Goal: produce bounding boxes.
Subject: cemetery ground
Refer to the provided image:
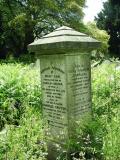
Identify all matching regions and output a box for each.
[0,59,120,160]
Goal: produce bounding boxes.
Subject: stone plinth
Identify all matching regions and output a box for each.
[28,26,100,160]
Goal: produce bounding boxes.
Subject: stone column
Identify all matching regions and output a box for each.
[28,26,100,160]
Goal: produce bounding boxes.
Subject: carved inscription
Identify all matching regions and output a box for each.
[41,66,67,129]
[71,63,91,116]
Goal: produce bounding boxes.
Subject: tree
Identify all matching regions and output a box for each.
[0,0,86,58]
[0,10,6,58]
[95,0,120,58]
[85,22,110,59]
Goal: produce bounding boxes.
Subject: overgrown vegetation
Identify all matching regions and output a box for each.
[0,63,41,130]
[0,60,120,159]
[92,59,120,159]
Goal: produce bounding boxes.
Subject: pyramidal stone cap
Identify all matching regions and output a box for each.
[28,26,101,54]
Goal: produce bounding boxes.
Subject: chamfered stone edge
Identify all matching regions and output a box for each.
[28,26,101,54]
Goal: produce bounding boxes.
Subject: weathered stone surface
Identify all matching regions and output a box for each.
[28,26,100,160]
[40,55,68,138]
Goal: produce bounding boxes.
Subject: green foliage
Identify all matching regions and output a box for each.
[103,109,120,160]
[0,105,46,160]
[86,22,110,59]
[92,59,120,159]
[0,0,86,58]
[95,0,120,57]
[63,118,104,160]
[92,60,120,119]
[0,62,45,159]
[0,63,41,130]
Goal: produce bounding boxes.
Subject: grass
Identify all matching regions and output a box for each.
[0,59,120,159]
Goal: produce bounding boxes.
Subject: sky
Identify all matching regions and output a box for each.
[83,0,107,23]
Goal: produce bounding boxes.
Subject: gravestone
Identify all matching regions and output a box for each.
[28,26,100,159]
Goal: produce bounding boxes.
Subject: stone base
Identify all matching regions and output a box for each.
[47,142,64,160]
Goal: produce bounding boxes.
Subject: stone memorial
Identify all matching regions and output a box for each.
[28,26,100,159]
